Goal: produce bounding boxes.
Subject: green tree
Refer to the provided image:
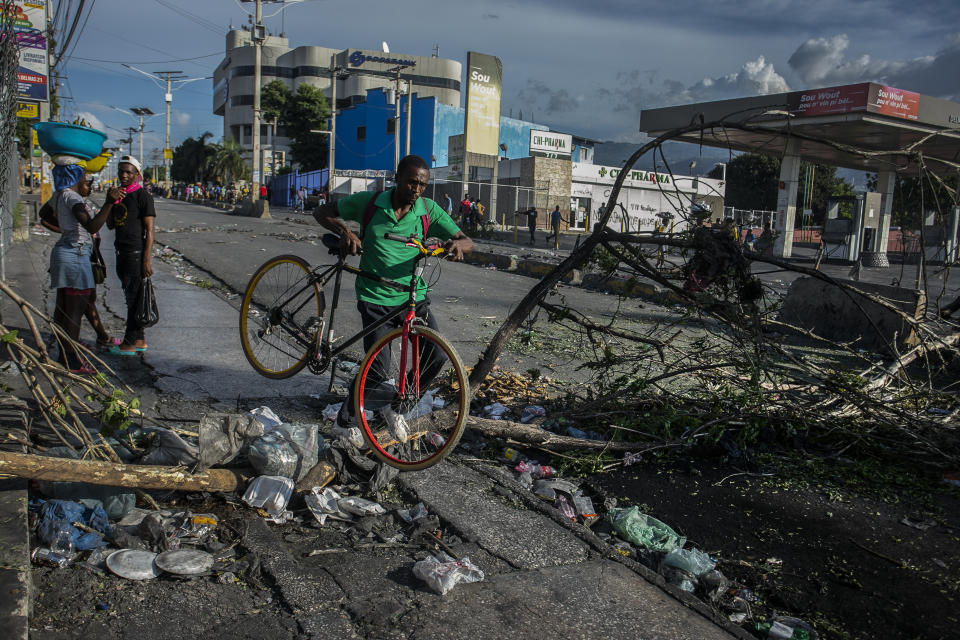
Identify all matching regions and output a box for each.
[204,138,250,183]
[866,173,958,229]
[720,153,780,211]
[261,79,290,124]
[285,84,330,171]
[718,153,854,221]
[171,132,215,182]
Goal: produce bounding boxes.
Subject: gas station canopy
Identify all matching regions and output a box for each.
[639,83,960,176]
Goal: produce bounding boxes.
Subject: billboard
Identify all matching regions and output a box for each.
[530,130,572,158]
[869,84,919,120]
[11,1,49,102]
[464,52,502,156]
[787,83,920,121]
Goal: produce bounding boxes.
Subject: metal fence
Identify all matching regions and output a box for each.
[0,1,21,281]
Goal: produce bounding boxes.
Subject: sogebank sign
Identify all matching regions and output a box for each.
[349,51,417,67]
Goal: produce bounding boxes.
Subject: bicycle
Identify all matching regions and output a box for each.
[239,231,470,471]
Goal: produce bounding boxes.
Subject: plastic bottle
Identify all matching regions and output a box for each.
[51,528,74,559]
[529,463,557,479]
[427,432,446,447]
[555,495,576,521]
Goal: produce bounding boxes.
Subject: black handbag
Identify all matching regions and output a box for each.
[90,239,107,285]
[134,277,159,327]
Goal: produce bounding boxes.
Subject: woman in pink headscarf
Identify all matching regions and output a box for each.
[105,155,156,356]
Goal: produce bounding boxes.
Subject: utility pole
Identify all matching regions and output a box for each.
[130,107,154,161]
[329,61,338,197]
[153,71,184,192]
[250,0,265,201]
[393,68,401,172]
[405,79,413,157]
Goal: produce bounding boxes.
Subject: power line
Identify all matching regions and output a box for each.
[153,0,227,35]
[72,51,222,64]
[59,0,97,68]
[53,0,86,68]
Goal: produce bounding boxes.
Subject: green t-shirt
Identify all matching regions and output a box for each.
[337,189,461,306]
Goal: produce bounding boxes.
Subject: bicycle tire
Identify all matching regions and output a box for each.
[239,255,322,379]
[355,326,469,471]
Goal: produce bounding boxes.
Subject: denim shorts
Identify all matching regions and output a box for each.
[49,241,95,290]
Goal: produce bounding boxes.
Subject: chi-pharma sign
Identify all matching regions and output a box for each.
[464,52,502,156]
[530,131,572,158]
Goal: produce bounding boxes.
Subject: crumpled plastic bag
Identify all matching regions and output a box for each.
[482,402,509,420]
[660,547,716,592]
[242,475,294,519]
[338,496,386,517]
[35,499,112,551]
[196,412,265,470]
[608,506,686,553]
[248,423,318,481]
[304,487,351,525]
[140,428,198,467]
[412,553,484,595]
[520,405,546,423]
[249,406,283,430]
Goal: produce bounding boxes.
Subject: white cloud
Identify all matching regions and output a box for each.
[175,111,191,126]
[787,33,960,98]
[75,111,106,133]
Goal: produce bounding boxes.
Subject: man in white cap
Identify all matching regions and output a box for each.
[105,155,156,355]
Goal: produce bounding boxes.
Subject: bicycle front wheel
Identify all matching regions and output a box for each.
[240,255,322,379]
[355,326,469,470]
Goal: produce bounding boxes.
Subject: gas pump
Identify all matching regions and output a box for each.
[820,192,882,263]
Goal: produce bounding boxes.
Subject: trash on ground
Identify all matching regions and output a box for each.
[754,616,818,639]
[900,515,937,530]
[139,427,199,467]
[609,506,686,553]
[397,502,429,523]
[248,423,319,481]
[412,552,485,595]
[660,547,717,592]
[249,406,283,430]
[483,402,510,419]
[243,475,295,521]
[196,412,265,470]
[304,487,351,525]
[338,496,387,517]
[105,549,163,580]
[154,549,215,575]
[555,495,576,521]
[519,405,546,423]
[35,499,112,551]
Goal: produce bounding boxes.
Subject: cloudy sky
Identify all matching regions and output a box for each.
[58,0,960,157]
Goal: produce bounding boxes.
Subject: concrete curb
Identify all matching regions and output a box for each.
[0,479,30,640]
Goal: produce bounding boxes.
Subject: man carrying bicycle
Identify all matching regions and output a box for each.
[313,154,473,430]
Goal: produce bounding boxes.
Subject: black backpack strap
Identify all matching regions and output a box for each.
[360,190,383,240]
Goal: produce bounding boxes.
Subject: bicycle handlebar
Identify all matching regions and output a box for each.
[384,232,445,257]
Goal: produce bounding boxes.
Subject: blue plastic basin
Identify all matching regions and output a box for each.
[32,122,107,160]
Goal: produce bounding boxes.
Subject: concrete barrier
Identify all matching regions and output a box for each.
[778,277,925,352]
[233,200,271,219]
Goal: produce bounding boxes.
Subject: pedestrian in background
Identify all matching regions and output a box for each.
[105,155,156,357]
[546,205,563,244]
[444,192,453,216]
[45,165,116,372]
[526,207,538,245]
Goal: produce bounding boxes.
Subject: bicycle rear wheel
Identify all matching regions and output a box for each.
[240,255,323,379]
[355,326,469,470]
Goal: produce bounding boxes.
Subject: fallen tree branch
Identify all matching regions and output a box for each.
[0,451,243,492]
[465,414,638,452]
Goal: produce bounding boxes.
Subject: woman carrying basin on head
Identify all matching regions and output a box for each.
[46,165,118,373]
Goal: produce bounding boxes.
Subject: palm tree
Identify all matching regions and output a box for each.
[204,138,250,184]
[171,131,215,183]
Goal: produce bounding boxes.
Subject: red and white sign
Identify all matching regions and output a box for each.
[870,85,919,120]
[788,84,870,118]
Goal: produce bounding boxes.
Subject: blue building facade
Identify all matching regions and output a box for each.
[335,88,559,171]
